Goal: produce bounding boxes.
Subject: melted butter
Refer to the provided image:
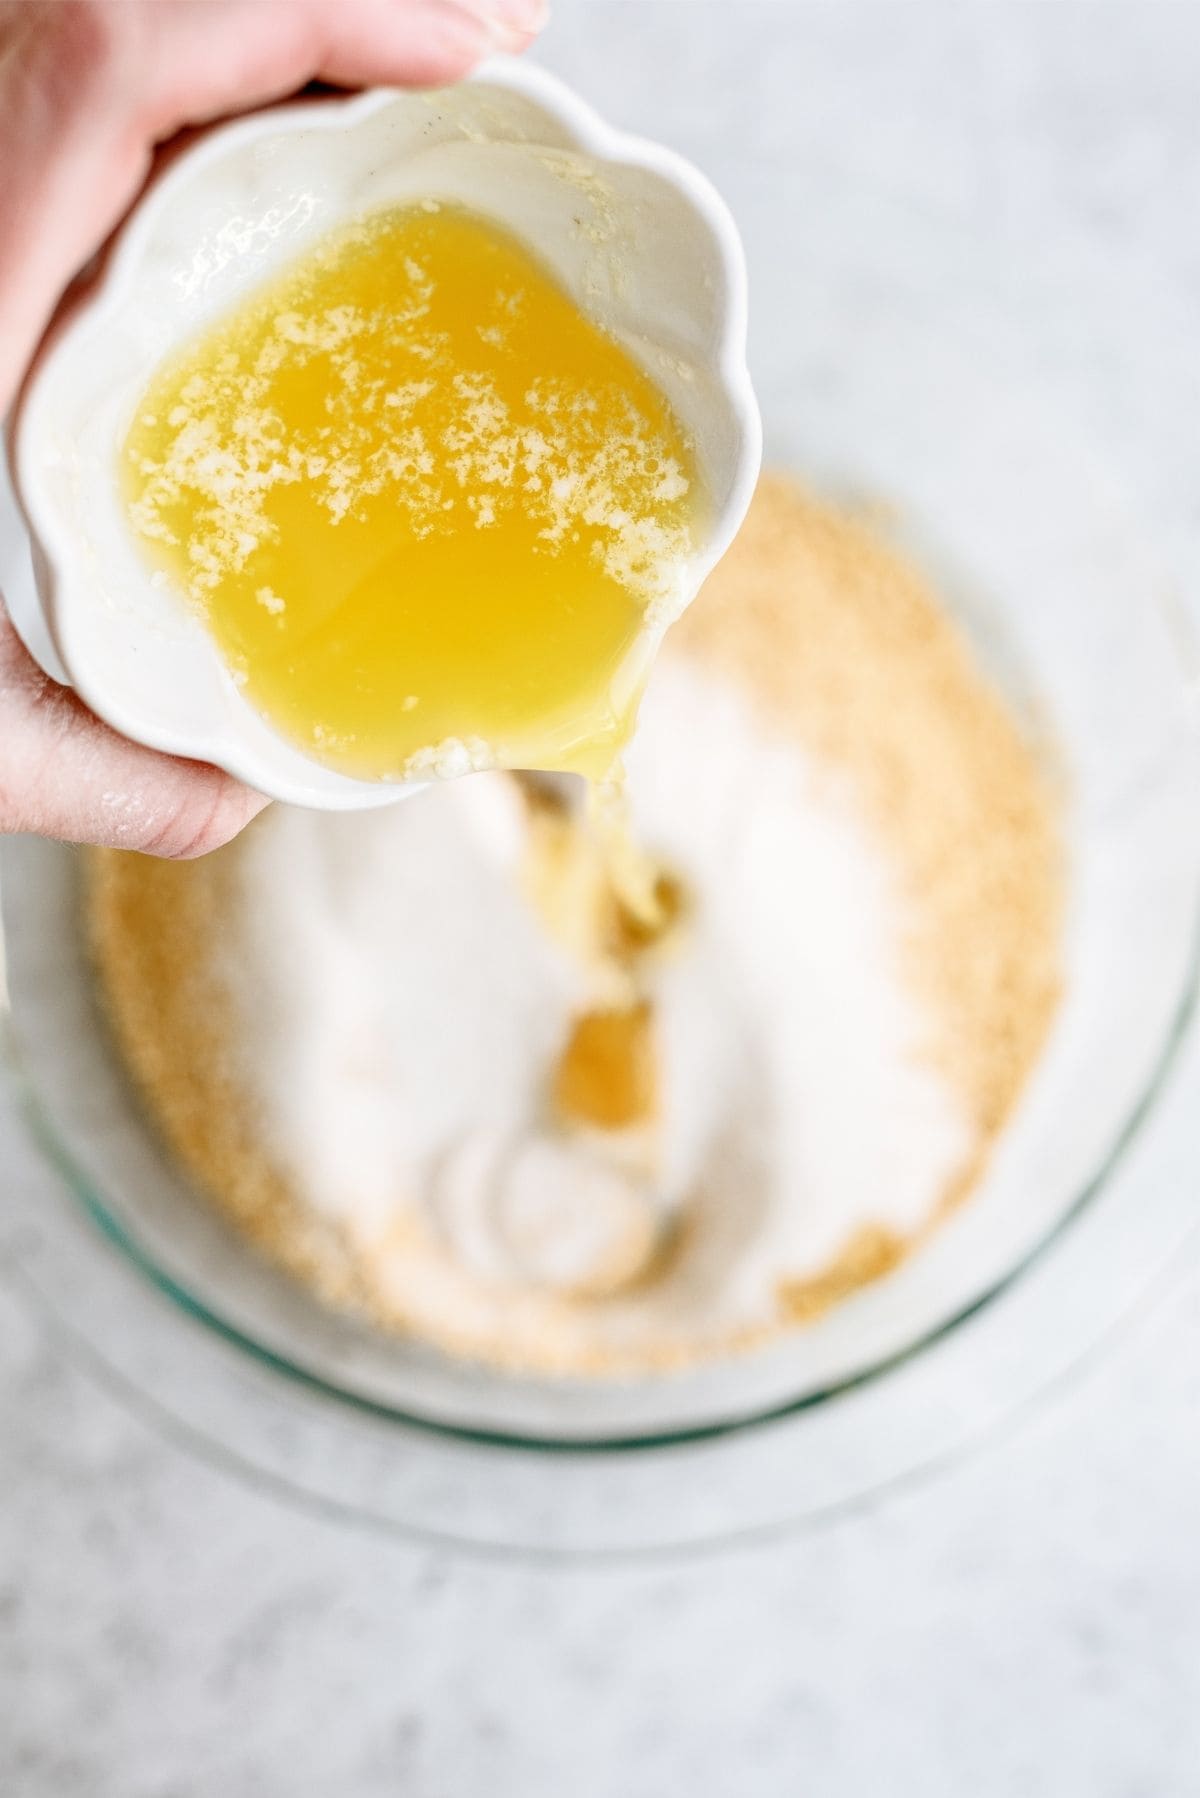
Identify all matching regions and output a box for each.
[121,202,704,781]
[553,1002,658,1131]
[518,772,687,1138]
[583,769,673,933]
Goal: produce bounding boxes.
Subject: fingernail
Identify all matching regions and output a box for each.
[459,0,549,52]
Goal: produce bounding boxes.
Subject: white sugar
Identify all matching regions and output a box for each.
[213,657,971,1353]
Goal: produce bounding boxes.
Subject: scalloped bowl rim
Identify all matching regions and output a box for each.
[10,60,762,809]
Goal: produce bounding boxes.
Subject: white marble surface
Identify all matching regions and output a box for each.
[6,1,1200,1790]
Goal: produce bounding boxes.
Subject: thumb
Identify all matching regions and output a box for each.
[0,607,268,858]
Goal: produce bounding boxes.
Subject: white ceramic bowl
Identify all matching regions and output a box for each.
[3,60,760,807]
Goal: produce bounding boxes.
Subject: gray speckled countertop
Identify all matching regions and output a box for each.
[6,3,1200,1791]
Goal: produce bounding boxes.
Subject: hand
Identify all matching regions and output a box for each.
[0,0,543,857]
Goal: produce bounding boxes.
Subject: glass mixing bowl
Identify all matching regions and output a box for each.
[3,7,1200,1553]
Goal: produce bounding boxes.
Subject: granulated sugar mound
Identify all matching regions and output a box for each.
[86,474,1062,1375]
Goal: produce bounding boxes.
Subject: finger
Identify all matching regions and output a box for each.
[135,0,545,132]
[0,611,268,858]
[312,0,546,90]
